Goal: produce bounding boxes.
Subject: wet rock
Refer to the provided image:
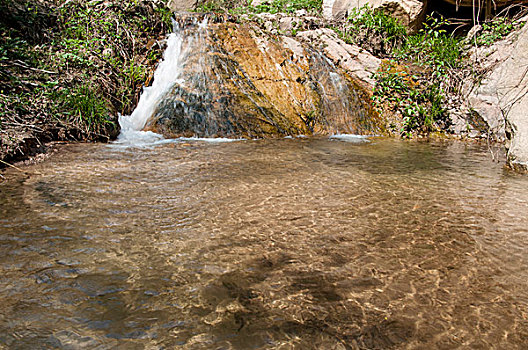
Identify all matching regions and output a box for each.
[146,19,384,138]
[323,0,426,32]
[297,28,381,89]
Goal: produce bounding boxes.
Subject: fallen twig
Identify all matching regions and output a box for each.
[11,60,58,75]
[0,159,27,173]
[3,122,44,132]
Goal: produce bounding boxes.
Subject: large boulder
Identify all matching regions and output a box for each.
[466,18,528,171]
[323,0,427,32]
[144,16,384,138]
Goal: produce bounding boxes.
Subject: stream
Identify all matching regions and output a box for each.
[1,137,527,349]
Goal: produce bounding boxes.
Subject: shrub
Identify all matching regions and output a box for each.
[338,5,407,56]
[346,12,464,137]
[475,16,520,46]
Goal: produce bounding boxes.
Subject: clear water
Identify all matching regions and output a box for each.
[1,137,527,349]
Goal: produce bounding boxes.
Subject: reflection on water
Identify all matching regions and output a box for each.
[1,138,527,349]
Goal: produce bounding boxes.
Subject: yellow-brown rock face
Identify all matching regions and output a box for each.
[146,17,383,138]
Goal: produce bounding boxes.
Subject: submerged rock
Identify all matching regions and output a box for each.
[144,17,383,138]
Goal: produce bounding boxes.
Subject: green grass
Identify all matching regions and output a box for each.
[60,85,113,134]
[0,0,172,148]
[343,5,407,48]
[197,0,322,15]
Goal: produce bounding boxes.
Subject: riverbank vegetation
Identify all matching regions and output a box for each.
[341,10,463,137]
[2,0,527,166]
[197,0,322,15]
[338,5,525,137]
[0,0,171,162]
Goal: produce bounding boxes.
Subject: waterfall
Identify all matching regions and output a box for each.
[116,17,208,144]
[115,15,381,142]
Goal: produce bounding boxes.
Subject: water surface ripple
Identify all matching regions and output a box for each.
[1,138,527,349]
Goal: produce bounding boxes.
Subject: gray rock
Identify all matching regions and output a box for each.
[323,0,426,32]
[264,20,274,32]
[466,18,528,171]
[279,16,295,32]
[168,0,197,11]
[297,28,381,89]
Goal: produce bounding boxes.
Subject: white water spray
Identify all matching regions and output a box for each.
[116,18,208,145]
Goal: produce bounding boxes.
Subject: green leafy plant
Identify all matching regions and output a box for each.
[252,0,322,14]
[200,0,323,15]
[475,17,517,46]
[396,15,462,74]
[61,85,113,134]
[353,13,463,137]
[337,5,407,56]
[348,6,407,43]
[372,58,448,137]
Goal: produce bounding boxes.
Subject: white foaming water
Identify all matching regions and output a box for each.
[177,137,243,143]
[116,18,208,146]
[109,136,243,151]
[329,134,370,143]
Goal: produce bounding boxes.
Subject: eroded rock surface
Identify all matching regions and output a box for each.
[168,0,196,11]
[297,28,381,89]
[146,17,383,138]
[465,18,528,171]
[323,0,427,32]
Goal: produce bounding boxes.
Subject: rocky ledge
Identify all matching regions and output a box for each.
[464,16,528,171]
[146,16,383,138]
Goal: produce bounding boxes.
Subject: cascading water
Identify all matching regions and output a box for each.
[116,17,208,144]
[116,14,382,142]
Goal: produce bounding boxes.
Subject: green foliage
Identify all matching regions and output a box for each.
[0,0,172,157]
[0,34,33,63]
[198,0,322,15]
[251,0,322,14]
[196,1,224,12]
[155,5,174,29]
[344,5,407,47]
[475,17,517,46]
[361,14,464,137]
[60,85,113,134]
[372,61,444,136]
[396,16,462,74]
